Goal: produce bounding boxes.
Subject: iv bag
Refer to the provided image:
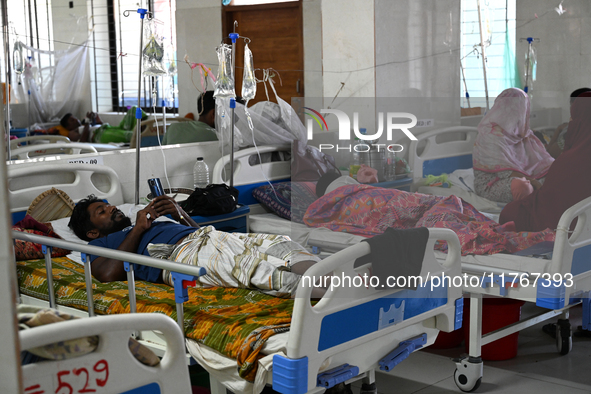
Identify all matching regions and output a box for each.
[142,19,167,76]
[524,44,537,86]
[13,41,25,75]
[242,44,256,101]
[214,44,235,98]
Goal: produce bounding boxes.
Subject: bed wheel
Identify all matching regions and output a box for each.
[556,319,572,355]
[454,357,483,392]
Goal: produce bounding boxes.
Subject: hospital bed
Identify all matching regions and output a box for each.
[214,136,591,392]
[9,162,464,394]
[20,313,192,393]
[10,142,99,160]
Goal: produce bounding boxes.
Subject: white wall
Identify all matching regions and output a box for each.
[516,0,591,121]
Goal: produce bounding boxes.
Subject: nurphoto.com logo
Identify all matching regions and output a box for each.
[304,108,419,153]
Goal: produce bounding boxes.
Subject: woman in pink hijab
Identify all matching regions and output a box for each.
[473,88,554,203]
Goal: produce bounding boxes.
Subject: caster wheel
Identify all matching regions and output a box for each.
[556,320,572,355]
[454,369,482,392]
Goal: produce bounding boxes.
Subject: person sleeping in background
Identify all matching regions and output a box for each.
[499,92,591,232]
[58,111,103,142]
[472,88,554,204]
[58,107,148,144]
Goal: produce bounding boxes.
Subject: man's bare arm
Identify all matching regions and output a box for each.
[91,207,155,282]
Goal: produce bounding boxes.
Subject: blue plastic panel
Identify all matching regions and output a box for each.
[318,282,447,351]
[121,382,161,393]
[273,355,308,394]
[536,279,566,309]
[454,298,464,330]
[571,244,591,276]
[423,154,472,177]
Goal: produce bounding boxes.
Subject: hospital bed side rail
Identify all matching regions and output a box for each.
[12,230,206,334]
[278,228,463,393]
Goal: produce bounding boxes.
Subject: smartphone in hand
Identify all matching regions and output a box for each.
[148,178,164,197]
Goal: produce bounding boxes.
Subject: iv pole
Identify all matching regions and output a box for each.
[124,8,149,205]
[476,0,490,110]
[228,22,239,188]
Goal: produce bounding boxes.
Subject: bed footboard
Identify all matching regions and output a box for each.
[275,228,463,393]
[21,313,191,393]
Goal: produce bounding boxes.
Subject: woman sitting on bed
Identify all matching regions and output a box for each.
[473,88,554,203]
[499,92,591,232]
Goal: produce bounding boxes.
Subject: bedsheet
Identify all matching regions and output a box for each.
[16,256,295,381]
[304,184,555,255]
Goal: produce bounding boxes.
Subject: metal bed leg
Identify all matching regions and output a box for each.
[454,294,483,392]
[42,245,56,309]
[209,375,227,394]
[81,253,95,317]
[124,262,141,340]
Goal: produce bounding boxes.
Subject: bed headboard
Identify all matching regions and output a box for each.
[212,144,291,205]
[7,163,124,216]
[408,126,478,185]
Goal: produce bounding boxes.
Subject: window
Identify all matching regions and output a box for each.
[0,0,54,80]
[460,0,517,107]
[88,0,178,113]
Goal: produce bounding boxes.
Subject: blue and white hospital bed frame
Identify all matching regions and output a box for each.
[8,162,464,394]
[218,130,591,392]
[408,126,591,391]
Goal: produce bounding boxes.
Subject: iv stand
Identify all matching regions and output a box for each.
[476,0,490,110]
[228,22,239,188]
[124,8,148,205]
[520,37,540,94]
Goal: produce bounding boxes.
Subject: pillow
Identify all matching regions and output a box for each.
[13,215,70,260]
[252,182,317,223]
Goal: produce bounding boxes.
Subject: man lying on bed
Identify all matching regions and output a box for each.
[68,195,321,298]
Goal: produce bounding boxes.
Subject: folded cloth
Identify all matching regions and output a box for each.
[354,227,429,290]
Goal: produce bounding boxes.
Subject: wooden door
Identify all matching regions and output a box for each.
[222,1,303,105]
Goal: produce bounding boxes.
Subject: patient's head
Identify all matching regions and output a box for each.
[570,88,591,105]
[197,91,216,127]
[60,113,81,131]
[69,195,132,241]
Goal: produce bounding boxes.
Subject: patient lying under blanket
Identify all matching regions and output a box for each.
[304,184,555,256]
[148,225,321,298]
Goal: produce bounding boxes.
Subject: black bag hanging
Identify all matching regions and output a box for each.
[180,184,239,217]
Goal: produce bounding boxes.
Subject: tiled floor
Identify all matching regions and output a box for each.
[351,303,591,393]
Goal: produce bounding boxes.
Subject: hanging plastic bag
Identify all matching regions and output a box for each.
[142,19,167,76]
[13,41,25,75]
[214,43,235,98]
[524,44,537,90]
[242,44,256,101]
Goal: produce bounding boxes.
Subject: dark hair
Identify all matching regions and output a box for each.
[60,113,73,128]
[316,171,343,197]
[68,194,102,241]
[570,88,591,104]
[197,91,216,116]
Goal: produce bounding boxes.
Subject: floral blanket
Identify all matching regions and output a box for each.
[304,185,555,255]
[17,257,294,382]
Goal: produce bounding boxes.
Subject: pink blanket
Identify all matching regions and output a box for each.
[304,185,555,255]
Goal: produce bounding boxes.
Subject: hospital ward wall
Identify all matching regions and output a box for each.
[8,142,221,204]
[515,0,591,122]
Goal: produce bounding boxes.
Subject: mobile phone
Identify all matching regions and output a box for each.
[148,178,164,197]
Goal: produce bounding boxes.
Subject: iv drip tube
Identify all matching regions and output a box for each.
[476,0,490,110]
